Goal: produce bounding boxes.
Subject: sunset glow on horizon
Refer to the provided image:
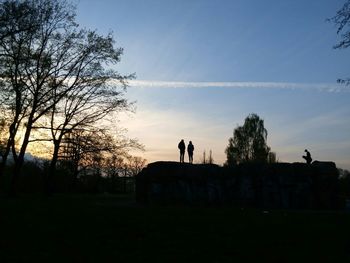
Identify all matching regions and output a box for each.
[118,80,350,169]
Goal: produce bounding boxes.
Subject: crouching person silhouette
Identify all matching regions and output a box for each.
[302,149,312,164]
[178,139,186,163]
[187,141,194,164]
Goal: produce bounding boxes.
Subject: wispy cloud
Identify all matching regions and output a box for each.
[128,80,349,93]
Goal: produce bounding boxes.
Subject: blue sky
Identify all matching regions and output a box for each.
[76,0,350,169]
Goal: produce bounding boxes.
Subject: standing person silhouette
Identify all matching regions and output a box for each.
[302,149,312,164]
[187,141,194,164]
[178,139,186,163]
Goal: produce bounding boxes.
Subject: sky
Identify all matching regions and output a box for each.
[76,0,350,169]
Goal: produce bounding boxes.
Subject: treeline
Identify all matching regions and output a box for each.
[0,0,142,195]
[0,154,145,194]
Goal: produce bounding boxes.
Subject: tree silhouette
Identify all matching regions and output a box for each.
[58,128,141,186]
[0,0,133,195]
[201,150,214,164]
[0,117,7,157]
[41,70,132,193]
[126,156,147,177]
[0,0,42,177]
[225,113,270,166]
[329,0,350,84]
[0,0,40,42]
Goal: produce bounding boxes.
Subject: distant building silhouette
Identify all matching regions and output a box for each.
[178,139,186,163]
[302,149,312,164]
[187,141,194,164]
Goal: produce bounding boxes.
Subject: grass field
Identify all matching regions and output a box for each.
[0,194,349,262]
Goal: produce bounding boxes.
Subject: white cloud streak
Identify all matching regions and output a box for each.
[128,80,349,92]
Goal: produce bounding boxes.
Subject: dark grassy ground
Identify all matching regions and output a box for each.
[0,194,349,263]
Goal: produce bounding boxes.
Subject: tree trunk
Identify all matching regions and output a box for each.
[9,113,34,196]
[0,139,12,177]
[9,155,24,196]
[45,140,60,195]
[0,120,20,177]
[0,87,24,177]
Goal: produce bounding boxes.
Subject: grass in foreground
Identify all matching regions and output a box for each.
[0,194,349,262]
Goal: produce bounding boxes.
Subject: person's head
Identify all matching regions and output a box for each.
[304,149,308,152]
[189,141,192,144]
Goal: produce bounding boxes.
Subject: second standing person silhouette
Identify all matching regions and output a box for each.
[187,141,194,164]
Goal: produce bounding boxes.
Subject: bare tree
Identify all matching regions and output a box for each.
[0,0,78,183]
[208,150,214,164]
[125,156,147,176]
[105,153,125,178]
[0,0,40,175]
[0,117,6,156]
[58,128,141,190]
[0,0,133,195]
[329,0,350,84]
[39,74,132,193]
[58,129,114,190]
[201,150,214,164]
[201,150,206,164]
[0,0,39,42]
